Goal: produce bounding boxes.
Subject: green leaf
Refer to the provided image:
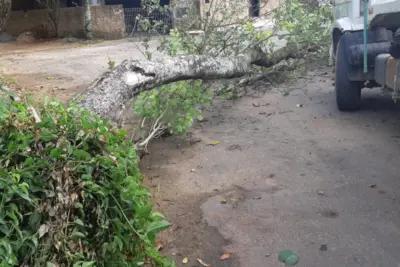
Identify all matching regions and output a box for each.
[136,205,152,218]
[39,131,58,141]
[152,212,166,220]
[71,231,86,239]
[28,212,42,230]
[24,157,34,166]
[16,190,32,203]
[0,223,10,235]
[146,221,172,235]
[176,125,183,133]
[26,237,38,252]
[50,148,63,158]
[81,118,95,130]
[73,150,91,160]
[82,261,96,267]
[6,211,19,225]
[74,219,85,227]
[101,242,109,257]
[113,236,123,251]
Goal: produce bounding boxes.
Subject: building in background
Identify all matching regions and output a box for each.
[6,0,125,39]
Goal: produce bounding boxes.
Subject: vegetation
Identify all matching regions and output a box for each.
[134,80,212,136]
[0,90,174,267]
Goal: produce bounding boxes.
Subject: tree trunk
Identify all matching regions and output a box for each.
[73,44,302,120]
[0,0,11,33]
[84,0,93,39]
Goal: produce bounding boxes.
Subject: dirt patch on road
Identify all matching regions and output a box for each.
[1,39,160,104]
[4,72,83,102]
[0,39,103,55]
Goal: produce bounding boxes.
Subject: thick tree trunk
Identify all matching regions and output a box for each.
[0,0,11,33]
[73,44,302,120]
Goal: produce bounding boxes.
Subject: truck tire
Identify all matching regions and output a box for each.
[335,36,362,111]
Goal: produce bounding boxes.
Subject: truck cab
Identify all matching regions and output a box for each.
[331,0,400,111]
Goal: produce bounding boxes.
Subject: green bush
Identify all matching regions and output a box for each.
[134,80,212,135]
[0,94,174,267]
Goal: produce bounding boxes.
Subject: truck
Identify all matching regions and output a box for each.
[330,0,400,111]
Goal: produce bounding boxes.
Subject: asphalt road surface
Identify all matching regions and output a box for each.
[142,67,400,267]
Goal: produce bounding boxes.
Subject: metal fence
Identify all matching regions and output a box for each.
[124,8,173,37]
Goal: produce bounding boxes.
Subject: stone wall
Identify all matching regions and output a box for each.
[260,0,283,15]
[5,5,126,40]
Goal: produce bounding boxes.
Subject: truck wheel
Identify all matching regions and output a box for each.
[335,36,362,111]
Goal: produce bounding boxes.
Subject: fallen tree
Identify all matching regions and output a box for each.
[73,0,331,119]
[71,0,332,151]
[73,44,302,120]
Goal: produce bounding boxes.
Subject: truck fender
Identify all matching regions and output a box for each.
[330,17,356,64]
[333,17,356,33]
[330,27,344,65]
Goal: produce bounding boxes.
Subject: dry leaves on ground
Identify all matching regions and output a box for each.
[154,240,164,251]
[220,249,231,260]
[197,258,211,266]
[207,141,220,146]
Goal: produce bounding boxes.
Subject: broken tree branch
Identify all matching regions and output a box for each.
[73,43,302,120]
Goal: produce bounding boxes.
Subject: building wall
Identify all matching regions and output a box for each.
[6,5,125,39]
[260,0,283,16]
[200,0,249,25]
[198,0,283,26]
[172,0,201,29]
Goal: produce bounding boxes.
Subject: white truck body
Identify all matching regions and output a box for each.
[331,0,400,111]
[333,0,400,32]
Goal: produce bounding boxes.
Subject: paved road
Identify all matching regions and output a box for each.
[141,67,400,267]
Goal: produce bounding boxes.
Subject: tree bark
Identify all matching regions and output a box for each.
[73,44,302,120]
[0,0,11,33]
[84,0,93,39]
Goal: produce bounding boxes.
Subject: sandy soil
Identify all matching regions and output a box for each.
[0,38,162,102]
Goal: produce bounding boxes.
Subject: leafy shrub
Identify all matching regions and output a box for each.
[134,80,212,135]
[0,93,174,267]
[275,0,332,48]
[0,72,16,88]
[133,27,212,137]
